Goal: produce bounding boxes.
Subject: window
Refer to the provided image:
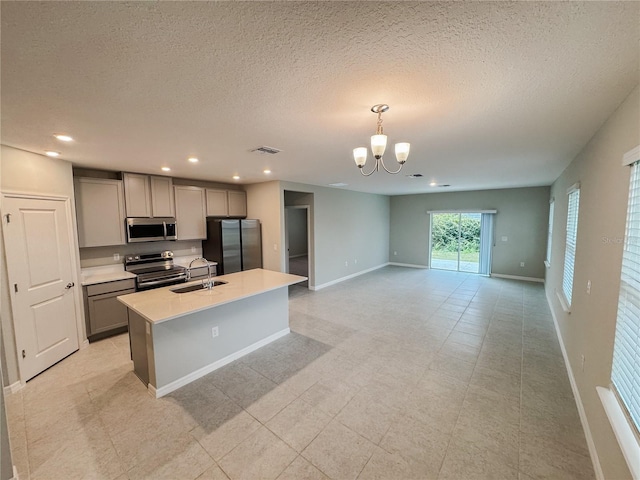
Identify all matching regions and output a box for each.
[545,199,555,267]
[562,185,580,306]
[611,159,640,432]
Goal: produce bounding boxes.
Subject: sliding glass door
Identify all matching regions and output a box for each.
[430,212,493,274]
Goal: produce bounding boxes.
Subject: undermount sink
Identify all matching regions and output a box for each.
[170,281,228,294]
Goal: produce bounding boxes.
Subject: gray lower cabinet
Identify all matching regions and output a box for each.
[83,279,136,341]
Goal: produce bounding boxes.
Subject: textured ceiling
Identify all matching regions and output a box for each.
[2,2,639,195]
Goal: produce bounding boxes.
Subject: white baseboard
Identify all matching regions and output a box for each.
[491,273,544,283]
[152,328,291,398]
[80,339,89,349]
[12,465,18,480]
[310,263,389,291]
[3,381,23,396]
[388,262,428,269]
[546,289,604,480]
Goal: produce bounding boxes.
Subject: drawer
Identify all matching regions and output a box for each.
[86,278,136,296]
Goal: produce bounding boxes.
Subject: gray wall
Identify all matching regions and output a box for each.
[0,345,13,480]
[247,181,390,289]
[545,85,639,480]
[281,182,390,288]
[286,207,308,257]
[389,186,550,279]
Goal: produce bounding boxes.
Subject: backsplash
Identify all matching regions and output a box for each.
[79,240,202,268]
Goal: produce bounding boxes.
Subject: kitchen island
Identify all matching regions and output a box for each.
[117,268,306,397]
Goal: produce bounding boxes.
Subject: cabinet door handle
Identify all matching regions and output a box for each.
[65,282,75,289]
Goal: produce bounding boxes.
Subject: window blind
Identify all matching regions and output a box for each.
[612,161,640,432]
[562,188,580,305]
[479,213,494,276]
[546,201,555,265]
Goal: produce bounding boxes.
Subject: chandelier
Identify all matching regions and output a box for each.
[353,104,410,176]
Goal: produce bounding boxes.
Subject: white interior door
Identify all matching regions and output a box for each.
[2,196,79,381]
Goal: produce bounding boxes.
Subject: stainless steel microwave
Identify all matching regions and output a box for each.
[126,217,177,243]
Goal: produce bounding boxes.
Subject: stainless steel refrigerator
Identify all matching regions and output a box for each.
[203,219,263,274]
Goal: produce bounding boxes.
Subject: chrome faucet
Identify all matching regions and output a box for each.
[188,257,214,289]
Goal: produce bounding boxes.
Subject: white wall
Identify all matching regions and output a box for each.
[245,181,284,273]
[545,85,639,480]
[0,145,81,385]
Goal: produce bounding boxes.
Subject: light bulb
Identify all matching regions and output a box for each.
[395,143,410,164]
[353,147,367,167]
[371,135,387,159]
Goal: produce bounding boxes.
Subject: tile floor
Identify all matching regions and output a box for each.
[4,266,595,479]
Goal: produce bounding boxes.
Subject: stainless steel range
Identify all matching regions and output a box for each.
[125,251,187,291]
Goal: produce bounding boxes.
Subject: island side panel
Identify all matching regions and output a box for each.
[151,287,289,394]
[128,309,150,385]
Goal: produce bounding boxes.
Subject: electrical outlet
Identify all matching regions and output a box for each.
[212,326,219,338]
[273,244,277,251]
[354,259,358,264]
[191,246,196,253]
[113,253,120,261]
[393,251,397,256]
[581,354,585,372]
[345,261,348,267]
[501,236,508,242]
[587,280,591,295]
[520,262,525,267]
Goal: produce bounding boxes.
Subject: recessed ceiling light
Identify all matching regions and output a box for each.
[429,181,437,186]
[188,157,199,163]
[328,182,348,187]
[263,169,271,175]
[161,167,171,172]
[233,175,240,180]
[45,151,60,157]
[54,134,73,142]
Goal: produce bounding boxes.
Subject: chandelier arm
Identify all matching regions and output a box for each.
[379,157,404,174]
[359,159,379,176]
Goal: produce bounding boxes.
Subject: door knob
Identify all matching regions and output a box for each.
[65,282,75,289]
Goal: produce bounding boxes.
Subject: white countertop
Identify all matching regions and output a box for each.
[117,268,306,324]
[81,265,136,286]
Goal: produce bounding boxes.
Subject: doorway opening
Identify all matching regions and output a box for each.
[285,206,309,287]
[429,212,494,274]
[284,190,313,289]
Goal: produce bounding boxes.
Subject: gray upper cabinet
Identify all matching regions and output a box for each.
[150,176,175,217]
[174,185,206,240]
[123,173,151,217]
[123,173,174,217]
[206,189,229,217]
[228,190,247,217]
[206,189,247,217]
[75,177,126,247]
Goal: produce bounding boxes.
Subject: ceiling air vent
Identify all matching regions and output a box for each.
[251,146,281,155]
[406,174,423,178]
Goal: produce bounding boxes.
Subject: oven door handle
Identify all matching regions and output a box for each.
[138,274,187,288]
